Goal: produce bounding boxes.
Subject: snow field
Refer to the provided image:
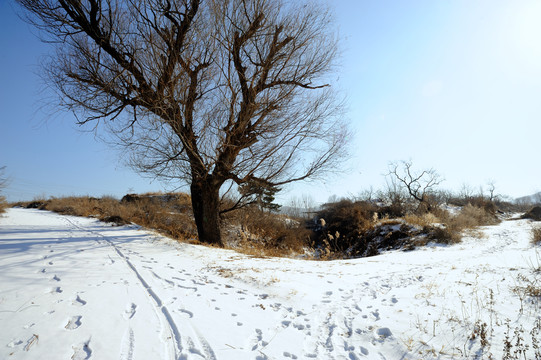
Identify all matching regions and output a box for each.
[1,208,540,359]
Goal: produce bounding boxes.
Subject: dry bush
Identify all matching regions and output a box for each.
[0,195,7,214]
[455,203,500,227]
[426,204,499,244]
[404,212,440,228]
[223,206,311,257]
[533,227,541,246]
[426,225,462,244]
[311,200,427,258]
[523,206,541,221]
[317,199,377,236]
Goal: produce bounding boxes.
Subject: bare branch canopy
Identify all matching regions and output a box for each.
[17,0,350,245]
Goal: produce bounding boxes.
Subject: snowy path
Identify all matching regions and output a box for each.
[1,208,540,359]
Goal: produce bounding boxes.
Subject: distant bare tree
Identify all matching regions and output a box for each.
[459,183,475,203]
[0,166,6,189]
[386,160,443,212]
[380,175,408,216]
[0,167,7,211]
[17,0,349,245]
[534,192,541,205]
[486,180,497,202]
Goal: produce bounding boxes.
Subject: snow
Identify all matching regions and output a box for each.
[1,208,540,359]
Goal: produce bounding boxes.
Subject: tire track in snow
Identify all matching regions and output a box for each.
[61,216,182,360]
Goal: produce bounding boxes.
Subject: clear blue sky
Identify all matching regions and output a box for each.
[1,0,540,204]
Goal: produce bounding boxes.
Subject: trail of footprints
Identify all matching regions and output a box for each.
[42,246,92,359]
[23,242,414,359]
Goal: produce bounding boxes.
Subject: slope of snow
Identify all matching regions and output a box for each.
[1,208,540,359]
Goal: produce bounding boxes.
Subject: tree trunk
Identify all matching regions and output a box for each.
[190,179,223,246]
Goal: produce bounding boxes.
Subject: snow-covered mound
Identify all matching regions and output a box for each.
[1,208,540,359]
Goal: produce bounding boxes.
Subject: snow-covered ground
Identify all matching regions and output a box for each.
[1,208,540,360]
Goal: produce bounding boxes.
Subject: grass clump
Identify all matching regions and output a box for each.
[533,227,541,246]
[426,204,500,244]
[223,206,311,257]
[522,206,541,221]
[0,195,7,214]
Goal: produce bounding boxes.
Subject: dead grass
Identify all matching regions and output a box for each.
[0,195,7,214]
[223,206,311,257]
[404,212,440,228]
[17,195,198,242]
[17,195,309,257]
[426,204,500,244]
[533,227,541,246]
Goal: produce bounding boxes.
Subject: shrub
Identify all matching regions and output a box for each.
[426,224,462,244]
[404,212,440,228]
[425,204,499,244]
[223,205,311,257]
[533,227,541,246]
[317,200,377,235]
[0,195,7,214]
[452,204,499,228]
[523,206,541,221]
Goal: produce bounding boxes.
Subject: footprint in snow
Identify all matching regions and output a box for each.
[72,295,87,306]
[65,316,82,330]
[47,287,62,294]
[71,340,92,360]
[124,303,137,320]
[375,327,392,339]
[52,275,61,281]
[283,351,298,359]
[7,340,23,348]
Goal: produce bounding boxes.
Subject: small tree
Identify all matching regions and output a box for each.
[18,0,349,246]
[239,180,281,213]
[386,160,443,213]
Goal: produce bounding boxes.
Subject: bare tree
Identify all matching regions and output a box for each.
[17,0,349,246]
[386,160,443,212]
[0,167,7,211]
[0,166,6,189]
[486,179,497,202]
[459,183,475,203]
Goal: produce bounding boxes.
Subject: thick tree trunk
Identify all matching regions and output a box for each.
[190,180,223,246]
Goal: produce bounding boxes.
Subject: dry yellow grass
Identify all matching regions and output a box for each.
[0,195,7,214]
[17,195,308,257]
[18,195,198,243]
[223,206,311,257]
[424,204,499,244]
[404,213,440,228]
[533,227,541,246]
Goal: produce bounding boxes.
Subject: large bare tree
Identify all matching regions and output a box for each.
[17,0,349,245]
